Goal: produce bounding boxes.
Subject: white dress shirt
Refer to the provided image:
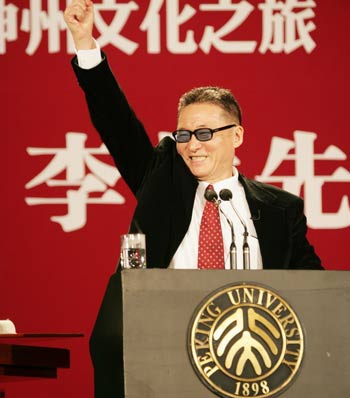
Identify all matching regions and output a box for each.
[76,40,102,69]
[169,168,263,270]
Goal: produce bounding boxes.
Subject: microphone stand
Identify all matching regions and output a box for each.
[219,189,251,270]
[229,229,237,270]
[243,230,250,270]
[221,210,237,270]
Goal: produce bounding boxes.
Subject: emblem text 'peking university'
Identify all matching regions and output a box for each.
[188,283,304,398]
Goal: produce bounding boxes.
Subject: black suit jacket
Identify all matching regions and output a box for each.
[72,55,322,271]
[72,55,322,398]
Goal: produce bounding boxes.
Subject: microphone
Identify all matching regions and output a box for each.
[204,188,219,203]
[219,189,250,270]
[204,188,237,270]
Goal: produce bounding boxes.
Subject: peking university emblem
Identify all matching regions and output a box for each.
[187,283,304,398]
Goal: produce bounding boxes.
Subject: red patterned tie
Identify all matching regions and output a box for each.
[198,185,225,269]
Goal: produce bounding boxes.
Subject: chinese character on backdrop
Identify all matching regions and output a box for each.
[25,132,125,232]
[256,131,350,229]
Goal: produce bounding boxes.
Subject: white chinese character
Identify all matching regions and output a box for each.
[94,0,139,55]
[139,0,163,53]
[165,0,197,54]
[256,131,350,229]
[199,0,257,54]
[25,132,125,232]
[20,0,67,55]
[0,0,18,54]
[258,0,316,54]
[140,0,197,54]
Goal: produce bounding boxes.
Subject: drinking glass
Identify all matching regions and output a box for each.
[120,233,146,269]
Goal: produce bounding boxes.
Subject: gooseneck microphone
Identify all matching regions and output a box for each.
[204,188,237,270]
[219,189,251,270]
[204,188,219,204]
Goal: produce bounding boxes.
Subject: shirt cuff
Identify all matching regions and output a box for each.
[76,39,102,69]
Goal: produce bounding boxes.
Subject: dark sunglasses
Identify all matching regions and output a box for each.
[172,124,236,143]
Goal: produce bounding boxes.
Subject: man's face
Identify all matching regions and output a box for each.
[176,103,244,183]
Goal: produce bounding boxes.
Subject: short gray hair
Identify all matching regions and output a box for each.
[178,86,242,124]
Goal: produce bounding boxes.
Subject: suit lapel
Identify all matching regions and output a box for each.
[168,151,198,260]
[239,175,291,269]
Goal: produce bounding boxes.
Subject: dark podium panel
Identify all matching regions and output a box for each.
[121,270,350,397]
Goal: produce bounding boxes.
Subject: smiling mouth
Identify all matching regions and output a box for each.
[190,156,207,162]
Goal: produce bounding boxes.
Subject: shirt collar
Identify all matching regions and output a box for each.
[197,167,240,202]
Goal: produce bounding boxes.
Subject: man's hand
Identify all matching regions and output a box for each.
[64,0,96,50]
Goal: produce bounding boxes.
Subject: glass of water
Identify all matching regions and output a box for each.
[120,233,146,269]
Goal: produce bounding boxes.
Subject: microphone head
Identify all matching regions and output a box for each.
[204,188,218,203]
[219,189,233,201]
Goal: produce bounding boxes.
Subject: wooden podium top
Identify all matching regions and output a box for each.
[0,333,84,381]
[0,333,84,339]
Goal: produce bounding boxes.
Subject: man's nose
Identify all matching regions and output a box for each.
[187,134,202,150]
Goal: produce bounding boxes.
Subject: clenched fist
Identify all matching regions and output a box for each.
[64,0,95,50]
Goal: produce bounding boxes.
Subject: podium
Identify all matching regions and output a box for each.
[116,270,350,397]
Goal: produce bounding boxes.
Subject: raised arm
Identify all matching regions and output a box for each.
[64,0,155,194]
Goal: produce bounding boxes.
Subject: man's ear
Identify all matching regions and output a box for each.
[233,125,244,148]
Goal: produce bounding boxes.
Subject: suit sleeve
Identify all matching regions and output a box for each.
[71,53,154,195]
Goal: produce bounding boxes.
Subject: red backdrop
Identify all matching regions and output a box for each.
[1,1,349,397]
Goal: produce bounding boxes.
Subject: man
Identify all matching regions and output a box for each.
[64,1,323,396]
